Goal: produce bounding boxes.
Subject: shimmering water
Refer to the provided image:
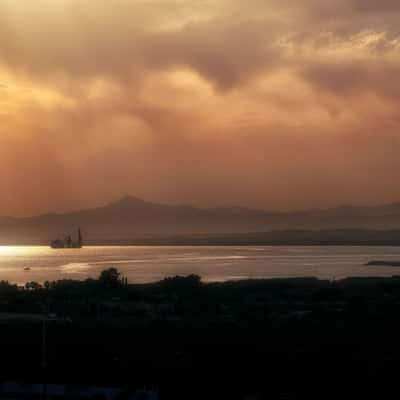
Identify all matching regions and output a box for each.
[1,245,400,285]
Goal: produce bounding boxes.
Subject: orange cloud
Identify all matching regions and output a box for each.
[0,0,399,215]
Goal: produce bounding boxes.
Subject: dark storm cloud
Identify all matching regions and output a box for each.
[301,61,400,100]
[139,18,284,90]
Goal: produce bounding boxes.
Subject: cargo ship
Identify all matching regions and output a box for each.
[51,228,83,249]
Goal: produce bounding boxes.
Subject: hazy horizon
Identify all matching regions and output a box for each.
[1,0,400,216]
[2,193,400,219]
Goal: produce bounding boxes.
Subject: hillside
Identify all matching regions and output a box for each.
[1,196,400,244]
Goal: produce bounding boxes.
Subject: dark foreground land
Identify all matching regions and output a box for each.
[2,270,400,399]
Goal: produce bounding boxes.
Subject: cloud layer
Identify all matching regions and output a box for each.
[0,0,399,215]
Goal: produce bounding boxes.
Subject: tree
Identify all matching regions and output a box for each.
[25,281,42,291]
[0,281,18,296]
[98,268,122,286]
[161,274,202,291]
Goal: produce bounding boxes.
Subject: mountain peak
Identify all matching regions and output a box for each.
[108,195,149,208]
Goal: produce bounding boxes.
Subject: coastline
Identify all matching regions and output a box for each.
[2,228,400,247]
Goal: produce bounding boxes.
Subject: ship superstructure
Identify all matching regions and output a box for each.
[51,228,83,249]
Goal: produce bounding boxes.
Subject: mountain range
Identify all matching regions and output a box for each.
[1,195,400,245]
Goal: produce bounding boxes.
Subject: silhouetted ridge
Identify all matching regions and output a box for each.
[2,196,400,244]
[106,195,150,209]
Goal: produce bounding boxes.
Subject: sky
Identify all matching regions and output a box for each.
[0,0,400,216]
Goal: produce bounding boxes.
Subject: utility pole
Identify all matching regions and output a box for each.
[41,311,48,400]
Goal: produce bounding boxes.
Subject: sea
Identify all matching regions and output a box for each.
[1,245,400,285]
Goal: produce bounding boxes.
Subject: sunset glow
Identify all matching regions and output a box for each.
[1,0,399,216]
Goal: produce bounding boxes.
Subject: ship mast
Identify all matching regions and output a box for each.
[78,228,83,247]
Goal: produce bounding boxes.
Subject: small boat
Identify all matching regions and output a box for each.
[51,228,83,249]
[24,267,31,271]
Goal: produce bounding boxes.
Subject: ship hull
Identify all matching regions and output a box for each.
[50,244,82,249]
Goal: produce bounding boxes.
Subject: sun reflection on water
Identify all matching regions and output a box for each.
[0,246,47,256]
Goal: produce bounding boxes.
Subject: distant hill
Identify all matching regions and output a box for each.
[1,195,400,245]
